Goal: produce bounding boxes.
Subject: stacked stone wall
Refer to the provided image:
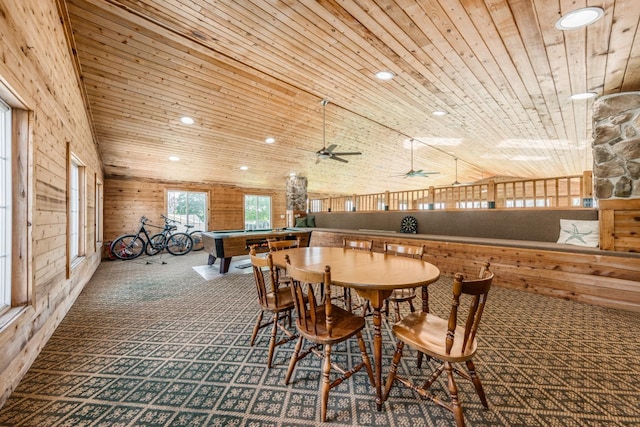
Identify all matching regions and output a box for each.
[592,92,640,199]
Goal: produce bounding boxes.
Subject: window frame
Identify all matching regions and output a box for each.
[0,81,33,329]
[166,190,208,232]
[0,98,11,313]
[244,195,272,230]
[95,176,103,250]
[67,149,86,273]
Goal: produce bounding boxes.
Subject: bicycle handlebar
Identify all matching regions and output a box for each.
[160,214,181,224]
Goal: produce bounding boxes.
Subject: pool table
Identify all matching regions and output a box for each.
[201,228,311,273]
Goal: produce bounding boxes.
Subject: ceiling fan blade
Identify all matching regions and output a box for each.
[331,156,349,163]
[331,151,362,156]
[325,144,337,153]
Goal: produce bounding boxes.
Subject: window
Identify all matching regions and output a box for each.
[244,195,271,230]
[0,99,11,313]
[0,83,31,323]
[167,190,207,232]
[68,153,86,269]
[95,178,103,249]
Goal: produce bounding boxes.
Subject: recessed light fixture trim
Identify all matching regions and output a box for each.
[180,116,195,125]
[168,156,180,162]
[555,7,604,30]
[265,137,275,144]
[432,110,447,116]
[375,70,395,80]
[240,166,248,171]
[570,92,597,100]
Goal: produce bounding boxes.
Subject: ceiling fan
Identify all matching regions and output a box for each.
[395,139,440,178]
[315,99,362,163]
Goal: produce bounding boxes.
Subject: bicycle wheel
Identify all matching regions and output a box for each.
[146,233,166,256]
[166,233,193,255]
[110,235,145,260]
[190,230,204,251]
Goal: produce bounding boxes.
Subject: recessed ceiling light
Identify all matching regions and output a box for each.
[168,156,180,162]
[375,70,395,80]
[570,92,597,100]
[289,172,296,177]
[240,166,248,171]
[180,116,195,125]
[555,7,604,30]
[432,110,447,116]
[265,137,275,144]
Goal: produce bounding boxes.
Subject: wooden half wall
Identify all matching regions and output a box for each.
[309,229,640,312]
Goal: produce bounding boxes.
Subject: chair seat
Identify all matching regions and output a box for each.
[297,304,367,345]
[392,312,478,363]
[264,287,295,312]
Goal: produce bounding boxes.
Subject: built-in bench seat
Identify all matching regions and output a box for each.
[300,209,640,312]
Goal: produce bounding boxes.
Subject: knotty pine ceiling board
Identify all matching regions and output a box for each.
[62,0,640,195]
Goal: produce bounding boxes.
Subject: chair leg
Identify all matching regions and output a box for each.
[345,288,352,313]
[383,340,404,401]
[356,332,375,387]
[466,359,488,408]
[393,301,401,322]
[445,361,465,427]
[250,310,264,346]
[267,312,279,369]
[285,336,304,384]
[321,344,332,422]
[384,299,390,319]
[408,298,416,313]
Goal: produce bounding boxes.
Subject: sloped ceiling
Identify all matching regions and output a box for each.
[63,0,640,195]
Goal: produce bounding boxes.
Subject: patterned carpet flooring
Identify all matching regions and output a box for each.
[1,251,639,426]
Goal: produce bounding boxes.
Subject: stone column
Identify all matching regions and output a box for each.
[592,92,640,200]
[286,175,307,210]
[592,92,640,252]
[286,175,307,227]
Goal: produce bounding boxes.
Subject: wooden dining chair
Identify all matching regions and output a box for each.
[341,238,374,314]
[383,242,425,322]
[267,237,301,251]
[284,255,375,422]
[383,262,494,427]
[267,238,301,282]
[249,248,298,368]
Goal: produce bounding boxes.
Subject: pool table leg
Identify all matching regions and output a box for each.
[219,257,232,274]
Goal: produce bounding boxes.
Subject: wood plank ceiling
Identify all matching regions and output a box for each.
[62,0,640,196]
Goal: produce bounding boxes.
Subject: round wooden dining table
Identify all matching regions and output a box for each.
[270,246,441,410]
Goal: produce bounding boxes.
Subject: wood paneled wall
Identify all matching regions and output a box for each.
[599,199,640,252]
[0,0,103,407]
[104,177,288,243]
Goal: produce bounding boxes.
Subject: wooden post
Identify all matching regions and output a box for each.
[487,180,495,208]
[582,171,593,207]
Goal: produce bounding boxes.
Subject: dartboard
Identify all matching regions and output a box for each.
[400,216,418,234]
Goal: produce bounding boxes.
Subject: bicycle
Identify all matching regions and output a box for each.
[145,215,194,257]
[110,216,193,260]
[184,224,204,251]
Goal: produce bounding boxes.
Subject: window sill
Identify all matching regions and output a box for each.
[0,306,30,334]
[70,255,85,271]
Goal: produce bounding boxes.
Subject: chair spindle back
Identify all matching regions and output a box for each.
[447,262,493,355]
[285,254,333,337]
[250,249,279,309]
